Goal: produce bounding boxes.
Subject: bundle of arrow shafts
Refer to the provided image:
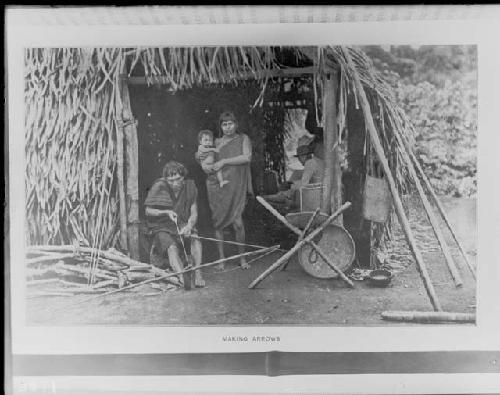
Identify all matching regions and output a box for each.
[26,245,182,297]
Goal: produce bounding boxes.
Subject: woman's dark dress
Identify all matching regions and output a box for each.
[206,133,252,230]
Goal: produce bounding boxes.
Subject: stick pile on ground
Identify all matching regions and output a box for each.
[26,245,181,298]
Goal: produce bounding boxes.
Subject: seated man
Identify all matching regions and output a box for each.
[263,145,325,208]
[144,161,205,287]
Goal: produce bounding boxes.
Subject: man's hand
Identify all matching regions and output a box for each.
[145,207,178,222]
[165,210,178,223]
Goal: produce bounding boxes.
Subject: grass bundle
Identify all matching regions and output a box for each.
[25,48,120,248]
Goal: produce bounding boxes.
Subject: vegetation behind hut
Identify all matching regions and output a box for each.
[364,45,477,197]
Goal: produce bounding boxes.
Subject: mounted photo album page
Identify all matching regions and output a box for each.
[6,6,500,392]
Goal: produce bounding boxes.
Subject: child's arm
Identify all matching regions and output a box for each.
[198,145,218,153]
[202,153,215,165]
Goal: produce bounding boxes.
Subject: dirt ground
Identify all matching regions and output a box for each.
[26,197,477,326]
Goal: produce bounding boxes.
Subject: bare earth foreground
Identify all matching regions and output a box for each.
[26,197,477,326]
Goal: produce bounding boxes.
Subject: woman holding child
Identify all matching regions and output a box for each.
[197,111,253,270]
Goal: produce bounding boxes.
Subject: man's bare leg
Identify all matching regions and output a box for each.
[167,244,184,285]
[214,228,225,270]
[233,216,249,269]
[190,237,205,287]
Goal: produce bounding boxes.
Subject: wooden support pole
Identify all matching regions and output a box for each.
[405,139,476,279]
[120,79,140,260]
[322,71,342,219]
[395,134,463,287]
[114,59,129,252]
[249,201,352,289]
[342,47,442,312]
[122,66,324,85]
[381,310,475,324]
[344,93,371,266]
[115,120,128,252]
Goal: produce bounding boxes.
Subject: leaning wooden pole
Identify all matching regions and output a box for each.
[256,197,354,287]
[395,134,463,288]
[342,47,442,311]
[248,202,352,289]
[115,120,128,251]
[405,138,476,280]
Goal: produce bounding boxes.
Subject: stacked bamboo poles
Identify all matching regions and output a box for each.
[402,136,477,279]
[342,47,442,312]
[393,130,464,287]
[342,46,474,311]
[26,245,183,297]
[54,245,280,310]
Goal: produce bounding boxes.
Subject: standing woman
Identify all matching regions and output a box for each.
[201,111,253,270]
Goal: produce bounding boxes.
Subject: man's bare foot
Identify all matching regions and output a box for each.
[240,258,249,269]
[219,180,229,188]
[194,270,205,288]
[215,263,225,271]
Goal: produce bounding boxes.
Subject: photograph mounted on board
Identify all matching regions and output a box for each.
[24,45,477,326]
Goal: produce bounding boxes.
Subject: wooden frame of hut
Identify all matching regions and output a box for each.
[25,46,416,265]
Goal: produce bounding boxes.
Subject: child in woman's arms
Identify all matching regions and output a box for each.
[197,130,229,188]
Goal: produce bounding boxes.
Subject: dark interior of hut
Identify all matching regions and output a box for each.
[128,49,371,265]
[128,80,298,259]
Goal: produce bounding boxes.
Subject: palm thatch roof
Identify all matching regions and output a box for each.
[24,45,415,249]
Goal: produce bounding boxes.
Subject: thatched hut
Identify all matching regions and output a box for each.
[25,46,416,265]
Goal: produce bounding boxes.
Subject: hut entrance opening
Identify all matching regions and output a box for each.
[128,82,287,253]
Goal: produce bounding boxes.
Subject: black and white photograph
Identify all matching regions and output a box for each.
[6,5,500,394]
[22,43,479,326]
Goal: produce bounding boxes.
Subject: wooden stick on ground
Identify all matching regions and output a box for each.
[249,202,352,289]
[405,138,476,279]
[189,235,286,251]
[26,253,76,266]
[381,310,475,323]
[246,246,281,266]
[281,208,321,271]
[342,46,442,312]
[394,133,463,288]
[28,291,74,298]
[54,245,280,311]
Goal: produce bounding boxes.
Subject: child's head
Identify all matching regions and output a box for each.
[198,130,214,146]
